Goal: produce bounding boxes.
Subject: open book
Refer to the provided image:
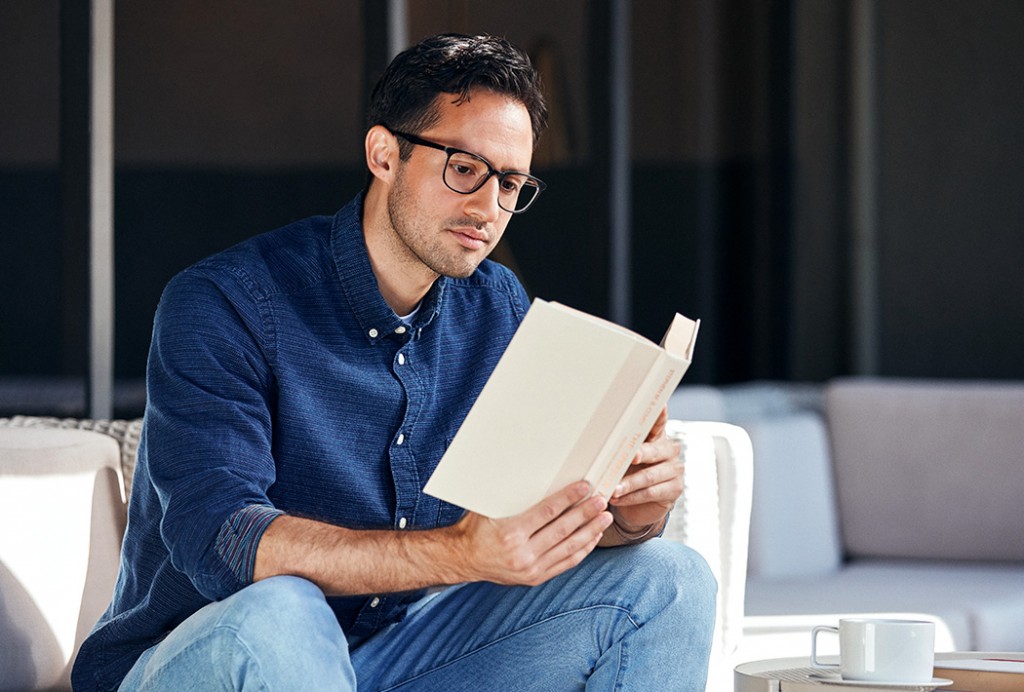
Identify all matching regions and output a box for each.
[423,298,699,518]
[933,657,1024,692]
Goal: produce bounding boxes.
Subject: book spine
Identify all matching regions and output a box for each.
[589,354,688,499]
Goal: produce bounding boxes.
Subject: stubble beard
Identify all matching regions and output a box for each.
[386,171,486,280]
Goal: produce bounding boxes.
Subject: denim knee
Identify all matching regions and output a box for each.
[617,540,718,624]
[121,576,354,691]
[217,576,350,677]
[227,575,342,643]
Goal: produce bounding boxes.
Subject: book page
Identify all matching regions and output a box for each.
[936,658,1024,672]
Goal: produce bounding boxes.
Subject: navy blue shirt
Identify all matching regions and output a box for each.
[73,193,531,690]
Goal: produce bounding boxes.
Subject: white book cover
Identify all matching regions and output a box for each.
[423,298,699,518]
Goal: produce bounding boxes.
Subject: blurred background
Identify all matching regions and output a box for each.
[1,0,1022,419]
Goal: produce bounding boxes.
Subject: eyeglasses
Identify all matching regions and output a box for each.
[390,130,546,214]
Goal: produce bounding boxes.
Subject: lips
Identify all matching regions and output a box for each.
[449,226,489,250]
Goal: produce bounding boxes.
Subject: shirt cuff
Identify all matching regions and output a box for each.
[214,504,285,584]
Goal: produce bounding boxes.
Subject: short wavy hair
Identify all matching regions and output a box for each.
[367,33,548,155]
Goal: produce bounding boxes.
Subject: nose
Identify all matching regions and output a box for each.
[462,174,504,222]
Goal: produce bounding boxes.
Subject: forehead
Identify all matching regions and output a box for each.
[422,89,534,171]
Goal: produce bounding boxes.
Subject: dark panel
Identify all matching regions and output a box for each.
[877,1,1024,378]
[0,170,63,375]
[112,168,367,377]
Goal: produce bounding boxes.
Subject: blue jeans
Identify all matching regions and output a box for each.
[120,540,716,691]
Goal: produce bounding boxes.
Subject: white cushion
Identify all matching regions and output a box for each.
[743,413,842,578]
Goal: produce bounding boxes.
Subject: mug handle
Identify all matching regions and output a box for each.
[811,625,840,669]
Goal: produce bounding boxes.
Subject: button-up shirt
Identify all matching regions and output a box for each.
[72,192,531,690]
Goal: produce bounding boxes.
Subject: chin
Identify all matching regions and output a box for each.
[442,265,478,280]
[431,251,487,280]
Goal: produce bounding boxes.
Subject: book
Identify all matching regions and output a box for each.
[933,657,1024,692]
[423,298,700,519]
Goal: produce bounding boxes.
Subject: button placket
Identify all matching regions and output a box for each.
[390,335,418,563]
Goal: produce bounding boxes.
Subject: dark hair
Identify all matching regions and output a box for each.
[367,33,548,154]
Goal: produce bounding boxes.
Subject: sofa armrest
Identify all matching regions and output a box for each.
[0,415,143,500]
[664,420,754,658]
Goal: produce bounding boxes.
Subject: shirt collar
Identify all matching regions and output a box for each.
[331,192,447,344]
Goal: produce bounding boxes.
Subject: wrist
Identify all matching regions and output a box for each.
[427,519,474,584]
[610,515,660,543]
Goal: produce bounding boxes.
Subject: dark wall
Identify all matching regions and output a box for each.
[2,0,1023,408]
[876,1,1024,378]
[788,0,1024,380]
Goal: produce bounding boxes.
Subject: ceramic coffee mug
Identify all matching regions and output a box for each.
[811,618,936,682]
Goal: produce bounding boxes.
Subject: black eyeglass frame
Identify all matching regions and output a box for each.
[389,129,547,214]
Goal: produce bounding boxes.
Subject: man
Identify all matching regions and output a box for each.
[73,33,715,691]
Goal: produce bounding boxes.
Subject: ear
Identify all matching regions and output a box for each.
[365,126,398,184]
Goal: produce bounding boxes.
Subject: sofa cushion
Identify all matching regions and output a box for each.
[969,593,1024,652]
[721,381,825,420]
[826,379,1024,561]
[743,413,843,578]
[745,558,1024,651]
[668,384,728,423]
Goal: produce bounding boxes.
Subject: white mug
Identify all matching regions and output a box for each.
[811,618,935,682]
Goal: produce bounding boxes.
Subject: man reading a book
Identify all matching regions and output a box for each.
[73,33,716,691]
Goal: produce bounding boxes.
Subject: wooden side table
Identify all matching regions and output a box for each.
[735,652,1021,691]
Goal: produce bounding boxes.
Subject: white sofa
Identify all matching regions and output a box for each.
[0,414,752,691]
[671,377,1024,668]
[0,421,135,692]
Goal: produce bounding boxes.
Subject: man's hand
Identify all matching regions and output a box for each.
[603,407,682,545]
[452,481,613,586]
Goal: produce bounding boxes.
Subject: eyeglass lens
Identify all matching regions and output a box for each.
[443,151,541,213]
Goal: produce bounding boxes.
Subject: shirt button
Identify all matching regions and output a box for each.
[370,596,380,608]
[398,517,408,529]
[396,433,405,446]
[395,325,407,334]
[368,328,379,338]
[397,353,406,365]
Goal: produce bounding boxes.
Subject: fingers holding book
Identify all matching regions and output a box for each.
[452,481,613,587]
[602,411,683,544]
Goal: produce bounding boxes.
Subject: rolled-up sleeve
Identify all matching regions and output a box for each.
[145,265,282,600]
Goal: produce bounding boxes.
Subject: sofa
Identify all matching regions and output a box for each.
[0,413,752,691]
[0,420,137,692]
[669,377,1024,666]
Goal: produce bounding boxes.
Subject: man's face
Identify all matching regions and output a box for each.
[385,89,535,279]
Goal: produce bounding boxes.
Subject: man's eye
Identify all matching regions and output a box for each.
[499,177,522,194]
[450,162,476,177]
[448,154,485,178]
